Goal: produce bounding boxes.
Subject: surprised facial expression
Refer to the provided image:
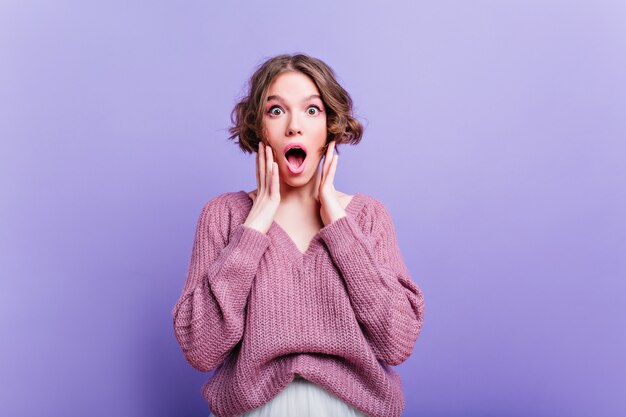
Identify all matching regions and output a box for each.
[261,71,328,183]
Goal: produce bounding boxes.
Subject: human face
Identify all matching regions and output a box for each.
[261,71,327,186]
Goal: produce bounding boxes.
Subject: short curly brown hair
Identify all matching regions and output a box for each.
[227,53,364,156]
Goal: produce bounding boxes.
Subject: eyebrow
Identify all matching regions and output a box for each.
[266,94,322,104]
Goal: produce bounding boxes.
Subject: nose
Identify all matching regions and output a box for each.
[286,117,302,136]
[287,128,301,136]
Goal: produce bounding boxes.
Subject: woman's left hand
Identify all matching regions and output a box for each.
[318,140,346,226]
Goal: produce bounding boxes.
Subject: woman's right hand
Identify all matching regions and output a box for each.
[243,142,281,234]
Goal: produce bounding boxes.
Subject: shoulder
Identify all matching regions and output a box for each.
[194,191,244,234]
[331,190,387,213]
[349,191,387,214]
[357,193,397,232]
[333,191,393,234]
[198,191,236,215]
[200,190,251,210]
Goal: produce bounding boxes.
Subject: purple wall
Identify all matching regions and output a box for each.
[1,1,624,416]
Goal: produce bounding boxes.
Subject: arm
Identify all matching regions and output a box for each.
[171,194,271,372]
[318,198,425,366]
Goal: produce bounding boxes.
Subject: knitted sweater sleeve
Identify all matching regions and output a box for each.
[318,197,425,366]
[171,194,271,372]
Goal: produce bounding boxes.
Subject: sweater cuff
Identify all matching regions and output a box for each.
[228,223,271,260]
[318,214,384,308]
[318,215,366,254]
[201,223,271,298]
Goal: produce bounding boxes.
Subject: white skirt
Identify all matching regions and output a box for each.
[209,376,369,417]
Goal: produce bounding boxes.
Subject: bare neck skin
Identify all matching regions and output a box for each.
[277,162,323,206]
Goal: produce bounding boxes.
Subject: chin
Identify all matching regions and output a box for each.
[280,165,315,183]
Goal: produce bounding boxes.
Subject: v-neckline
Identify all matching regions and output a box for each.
[238,190,366,261]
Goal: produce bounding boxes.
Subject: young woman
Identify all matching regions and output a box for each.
[172,53,425,417]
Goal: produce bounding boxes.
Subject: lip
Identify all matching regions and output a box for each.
[283,142,307,155]
[283,142,308,175]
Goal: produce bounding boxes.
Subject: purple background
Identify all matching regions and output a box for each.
[1,1,625,416]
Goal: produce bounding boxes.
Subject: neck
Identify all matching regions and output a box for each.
[278,164,322,205]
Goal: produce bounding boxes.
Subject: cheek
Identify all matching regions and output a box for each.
[316,127,329,150]
[309,117,327,137]
[262,121,281,141]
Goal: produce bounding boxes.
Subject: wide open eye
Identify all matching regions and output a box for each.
[307,105,322,115]
[268,105,283,117]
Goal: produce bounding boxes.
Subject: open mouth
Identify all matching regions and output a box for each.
[284,147,307,170]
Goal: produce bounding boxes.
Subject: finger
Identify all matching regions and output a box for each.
[313,163,321,193]
[272,162,279,197]
[321,143,330,184]
[258,142,266,194]
[328,154,338,186]
[256,142,262,193]
[322,141,335,184]
[266,144,274,192]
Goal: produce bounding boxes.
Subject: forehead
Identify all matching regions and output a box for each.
[267,71,320,99]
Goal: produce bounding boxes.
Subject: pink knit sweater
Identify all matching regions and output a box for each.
[172,190,425,417]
